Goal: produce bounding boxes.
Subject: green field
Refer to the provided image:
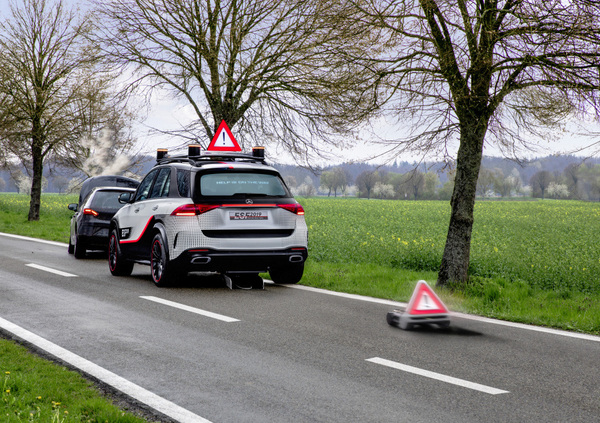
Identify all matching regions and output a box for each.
[0,193,599,334]
[303,198,600,293]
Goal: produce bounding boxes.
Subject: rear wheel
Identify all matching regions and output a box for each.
[108,230,134,276]
[151,232,182,287]
[73,235,86,259]
[269,263,304,284]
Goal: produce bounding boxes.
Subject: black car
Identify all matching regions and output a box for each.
[68,176,139,258]
[76,175,140,207]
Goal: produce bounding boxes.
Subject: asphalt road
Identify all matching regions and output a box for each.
[0,232,599,423]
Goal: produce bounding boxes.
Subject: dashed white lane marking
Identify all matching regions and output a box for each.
[0,316,212,423]
[366,357,509,395]
[140,296,240,322]
[26,263,77,278]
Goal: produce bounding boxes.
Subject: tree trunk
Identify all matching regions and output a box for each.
[437,120,486,287]
[28,137,44,222]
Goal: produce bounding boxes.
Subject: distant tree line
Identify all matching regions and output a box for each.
[276,156,600,202]
[530,163,600,201]
[3,153,600,203]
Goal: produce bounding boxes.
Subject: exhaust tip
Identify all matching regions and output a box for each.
[191,256,211,264]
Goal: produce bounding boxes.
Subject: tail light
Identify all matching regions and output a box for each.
[171,204,220,216]
[171,203,305,216]
[277,203,305,215]
[83,208,99,217]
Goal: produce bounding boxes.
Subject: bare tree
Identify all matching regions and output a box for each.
[530,170,553,199]
[563,162,581,199]
[403,170,426,200]
[334,166,352,196]
[92,0,376,160]
[351,0,600,286]
[0,0,97,220]
[320,167,349,197]
[423,172,439,199]
[356,170,381,198]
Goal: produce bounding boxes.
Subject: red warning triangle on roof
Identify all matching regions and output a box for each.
[405,280,449,316]
[207,120,242,152]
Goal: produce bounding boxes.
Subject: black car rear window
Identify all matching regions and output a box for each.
[90,190,130,211]
[198,172,288,197]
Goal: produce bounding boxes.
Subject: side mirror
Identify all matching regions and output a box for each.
[118,192,134,204]
[68,203,77,212]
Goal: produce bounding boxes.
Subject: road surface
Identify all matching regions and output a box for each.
[0,233,598,422]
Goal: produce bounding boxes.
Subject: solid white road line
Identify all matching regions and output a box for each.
[450,311,600,343]
[366,357,509,395]
[0,232,67,247]
[140,296,240,322]
[26,263,77,278]
[272,282,405,307]
[0,316,212,423]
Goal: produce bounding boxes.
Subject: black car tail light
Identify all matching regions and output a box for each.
[83,208,99,217]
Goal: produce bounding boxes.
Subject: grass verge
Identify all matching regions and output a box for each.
[0,338,155,422]
[0,193,75,243]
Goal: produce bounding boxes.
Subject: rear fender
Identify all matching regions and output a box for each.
[150,222,169,258]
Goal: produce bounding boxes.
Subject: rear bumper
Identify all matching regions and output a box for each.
[77,226,110,250]
[174,248,308,273]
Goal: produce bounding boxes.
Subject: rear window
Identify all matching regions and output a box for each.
[198,172,289,197]
[90,190,130,211]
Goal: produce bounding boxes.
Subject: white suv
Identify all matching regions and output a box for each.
[108,146,308,287]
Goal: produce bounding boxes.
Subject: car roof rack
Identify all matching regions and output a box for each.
[156,146,267,166]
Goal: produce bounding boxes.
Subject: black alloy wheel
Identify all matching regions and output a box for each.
[151,232,180,287]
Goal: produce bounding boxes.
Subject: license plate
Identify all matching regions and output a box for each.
[229,211,268,221]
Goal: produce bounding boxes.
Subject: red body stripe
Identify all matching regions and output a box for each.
[120,217,153,244]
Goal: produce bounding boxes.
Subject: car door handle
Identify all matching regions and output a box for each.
[152,206,159,211]
[134,208,140,213]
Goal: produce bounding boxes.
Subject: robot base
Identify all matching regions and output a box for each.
[223,273,265,290]
[386,310,450,330]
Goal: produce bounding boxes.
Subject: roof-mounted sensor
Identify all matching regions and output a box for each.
[188,144,201,157]
[156,145,267,165]
[252,146,265,159]
[156,148,168,161]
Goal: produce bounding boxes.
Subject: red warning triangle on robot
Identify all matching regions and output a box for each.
[405,280,449,315]
[207,120,242,152]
